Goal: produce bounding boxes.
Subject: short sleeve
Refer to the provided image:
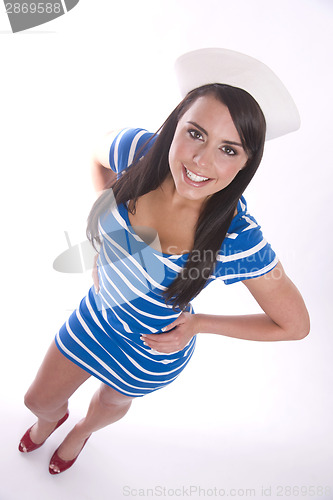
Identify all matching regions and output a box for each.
[109,128,156,176]
[213,197,278,284]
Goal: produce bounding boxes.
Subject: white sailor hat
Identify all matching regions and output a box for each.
[175,48,300,140]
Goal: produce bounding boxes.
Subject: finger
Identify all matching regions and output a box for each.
[142,338,179,353]
[161,316,184,332]
[141,333,161,341]
[140,337,174,351]
[162,322,178,332]
[141,330,178,342]
[140,335,169,346]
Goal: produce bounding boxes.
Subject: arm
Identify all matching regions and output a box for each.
[90,131,119,194]
[90,131,118,292]
[196,261,310,341]
[141,261,310,352]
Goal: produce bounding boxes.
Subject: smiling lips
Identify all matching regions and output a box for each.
[183,165,211,185]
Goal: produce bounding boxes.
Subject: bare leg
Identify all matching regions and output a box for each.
[49,383,134,473]
[21,340,91,449]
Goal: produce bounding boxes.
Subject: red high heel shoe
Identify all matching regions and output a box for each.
[18,411,69,453]
[49,435,91,475]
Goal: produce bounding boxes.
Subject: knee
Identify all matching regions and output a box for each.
[24,388,38,412]
[24,388,45,413]
[98,385,133,410]
[24,388,60,414]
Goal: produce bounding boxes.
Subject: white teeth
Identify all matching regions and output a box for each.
[185,167,209,182]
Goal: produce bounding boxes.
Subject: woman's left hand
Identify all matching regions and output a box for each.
[140,312,199,354]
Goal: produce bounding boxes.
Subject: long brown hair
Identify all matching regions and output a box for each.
[86,84,266,310]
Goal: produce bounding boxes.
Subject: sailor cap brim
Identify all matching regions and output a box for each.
[175,48,300,140]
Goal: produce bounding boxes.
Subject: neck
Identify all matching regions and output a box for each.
[159,173,208,214]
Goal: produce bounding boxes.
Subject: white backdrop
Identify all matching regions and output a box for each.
[1,1,332,499]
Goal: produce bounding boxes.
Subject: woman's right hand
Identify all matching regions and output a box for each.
[92,254,100,293]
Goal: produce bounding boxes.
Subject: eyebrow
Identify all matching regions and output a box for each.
[187,121,244,148]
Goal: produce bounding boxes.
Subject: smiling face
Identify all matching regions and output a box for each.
[168,94,249,206]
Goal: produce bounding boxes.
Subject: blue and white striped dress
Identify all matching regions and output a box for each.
[55,128,278,397]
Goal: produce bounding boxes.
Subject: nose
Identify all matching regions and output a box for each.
[193,145,213,169]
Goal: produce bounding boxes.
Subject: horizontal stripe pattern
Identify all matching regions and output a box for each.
[56,128,277,397]
[56,288,196,397]
[214,201,278,284]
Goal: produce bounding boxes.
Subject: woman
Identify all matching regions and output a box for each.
[18,49,310,474]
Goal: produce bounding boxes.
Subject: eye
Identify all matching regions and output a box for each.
[221,145,237,156]
[188,129,203,141]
